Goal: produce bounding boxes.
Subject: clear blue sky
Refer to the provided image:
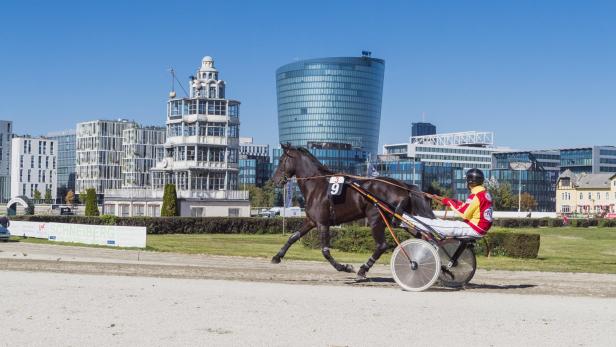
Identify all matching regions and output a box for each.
[1,0,614,151]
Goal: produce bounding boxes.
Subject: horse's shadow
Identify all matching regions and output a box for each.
[464,283,537,290]
[349,277,395,284]
[347,277,537,291]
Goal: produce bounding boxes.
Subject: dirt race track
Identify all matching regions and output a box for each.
[2,242,616,298]
[2,242,616,346]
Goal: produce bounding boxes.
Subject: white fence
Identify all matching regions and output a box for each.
[10,221,146,248]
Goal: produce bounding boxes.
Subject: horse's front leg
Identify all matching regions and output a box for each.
[271,219,315,264]
[356,211,388,280]
[319,224,354,273]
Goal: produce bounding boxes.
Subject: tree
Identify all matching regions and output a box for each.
[65,190,75,205]
[519,192,538,211]
[247,185,265,207]
[44,189,52,202]
[486,179,515,211]
[161,184,178,216]
[32,189,42,200]
[261,180,277,207]
[84,188,100,216]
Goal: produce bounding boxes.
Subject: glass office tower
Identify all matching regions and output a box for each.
[47,129,76,199]
[276,53,385,173]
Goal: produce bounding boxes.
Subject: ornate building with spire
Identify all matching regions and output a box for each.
[150,56,241,193]
[103,56,249,217]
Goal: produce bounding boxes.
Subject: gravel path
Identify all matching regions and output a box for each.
[2,242,616,298]
[1,270,615,346]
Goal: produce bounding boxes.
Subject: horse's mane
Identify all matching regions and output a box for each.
[292,147,334,174]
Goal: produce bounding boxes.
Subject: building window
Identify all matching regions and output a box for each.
[228,208,240,217]
[133,205,144,216]
[209,148,225,162]
[149,205,160,217]
[207,122,225,136]
[104,204,116,215]
[120,204,130,217]
[191,207,204,217]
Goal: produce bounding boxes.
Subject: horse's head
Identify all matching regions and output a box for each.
[272,143,297,187]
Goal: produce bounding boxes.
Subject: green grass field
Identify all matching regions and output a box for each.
[11,227,616,274]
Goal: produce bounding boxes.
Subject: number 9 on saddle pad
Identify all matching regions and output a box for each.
[328,176,346,197]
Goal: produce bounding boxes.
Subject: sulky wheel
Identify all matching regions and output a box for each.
[437,239,477,288]
[390,239,441,292]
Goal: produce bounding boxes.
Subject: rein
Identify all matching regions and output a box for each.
[291,173,440,201]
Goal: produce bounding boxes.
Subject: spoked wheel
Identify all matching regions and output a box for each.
[390,239,441,292]
[438,239,477,288]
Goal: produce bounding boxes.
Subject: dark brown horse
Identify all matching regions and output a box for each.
[271,144,435,280]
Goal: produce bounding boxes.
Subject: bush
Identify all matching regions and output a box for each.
[84,188,99,216]
[598,219,616,228]
[570,218,600,228]
[100,214,118,225]
[10,215,306,234]
[548,218,564,227]
[161,184,178,217]
[301,226,540,258]
[300,226,412,253]
[474,231,540,258]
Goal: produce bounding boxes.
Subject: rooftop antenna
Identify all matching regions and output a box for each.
[167,67,189,98]
[422,112,426,122]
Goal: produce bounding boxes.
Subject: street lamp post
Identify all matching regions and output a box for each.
[509,161,532,213]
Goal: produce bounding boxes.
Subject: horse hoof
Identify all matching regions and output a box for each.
[355,273,367,281]
[343,264,355,273]
[271,256,281,264]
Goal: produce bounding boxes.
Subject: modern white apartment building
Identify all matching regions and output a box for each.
[75,119,136,194]
[121,126,166,188]
[0,120,13,200]
[10,136,57,200]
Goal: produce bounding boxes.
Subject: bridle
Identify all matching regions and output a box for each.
[276,150,292,186]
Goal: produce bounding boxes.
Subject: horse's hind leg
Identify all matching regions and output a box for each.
[271,220,315,264]
[319,224,354,273]
[356,217,387,280]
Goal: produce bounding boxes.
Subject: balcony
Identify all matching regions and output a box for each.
[153,159,239,171]
[165,136,239,147]
[104,188,249,200]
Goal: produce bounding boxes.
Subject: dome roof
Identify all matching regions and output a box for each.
[202,56,213,62]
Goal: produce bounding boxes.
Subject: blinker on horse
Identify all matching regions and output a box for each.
[271,144,435,280]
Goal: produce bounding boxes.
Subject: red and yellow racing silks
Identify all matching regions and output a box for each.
[442,185,493,235]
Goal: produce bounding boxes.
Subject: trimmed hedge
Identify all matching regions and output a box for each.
[11,215,306,235]
[300,226,540,258]
[474,232,540,258]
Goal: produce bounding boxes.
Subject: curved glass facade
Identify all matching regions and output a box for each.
[276,56,385,157]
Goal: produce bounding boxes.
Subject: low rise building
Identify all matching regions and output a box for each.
[556,170,616,216]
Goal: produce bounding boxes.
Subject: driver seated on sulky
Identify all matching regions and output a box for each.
[413,169,493,238]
